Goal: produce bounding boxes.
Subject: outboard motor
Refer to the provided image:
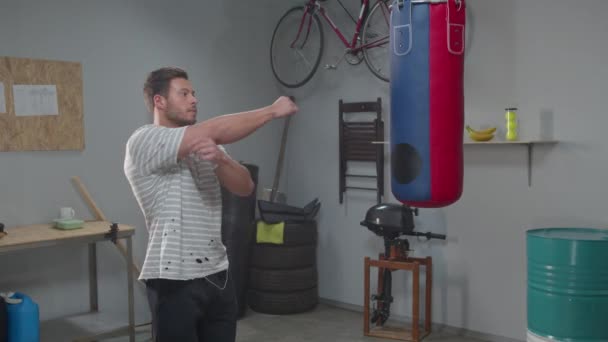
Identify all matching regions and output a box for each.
[360,203,445,325]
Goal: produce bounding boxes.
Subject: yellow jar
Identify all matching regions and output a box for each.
[505,107,518,141]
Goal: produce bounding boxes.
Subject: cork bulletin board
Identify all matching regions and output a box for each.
[0,56,84,151]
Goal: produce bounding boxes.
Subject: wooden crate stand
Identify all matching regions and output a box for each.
[363,255,433,341]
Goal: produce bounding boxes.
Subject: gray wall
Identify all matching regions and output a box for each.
[283,0,608,341]
[2,0,607,340]
[0,0,291,323]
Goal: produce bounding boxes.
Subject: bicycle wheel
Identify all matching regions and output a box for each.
[270,6,324,88]
[361,0,390,82]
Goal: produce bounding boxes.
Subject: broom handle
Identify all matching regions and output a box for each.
[270,96,295,203]
[71,176,142,276]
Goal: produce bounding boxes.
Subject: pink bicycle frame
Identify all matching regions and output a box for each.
[291,0,389,53]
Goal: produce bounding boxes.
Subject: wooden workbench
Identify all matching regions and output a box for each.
[0,221,136,342]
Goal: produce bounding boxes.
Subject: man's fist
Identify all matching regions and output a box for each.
[191,138,227,165]
[272,96,298,118]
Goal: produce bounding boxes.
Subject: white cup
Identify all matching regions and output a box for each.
[59,207,75,220]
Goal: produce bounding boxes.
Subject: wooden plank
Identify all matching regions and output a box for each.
[368,326,431,341]
[340,101,380,113]
[345,150,377,157]
[72,176,108,221]
[344,144,377,150]
[369,259,417,271]
[344,136,377,143]
[368,326,412,340]
[344,129,377,134]
[344,156,377,162]
[343,122,377,127]
[364,257,371,335]
[412,265,420,341]
[71,176,142,277]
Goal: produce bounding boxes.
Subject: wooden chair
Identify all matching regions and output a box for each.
[338,98,385,204]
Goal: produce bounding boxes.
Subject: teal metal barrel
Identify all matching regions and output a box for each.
[527,228,608,341]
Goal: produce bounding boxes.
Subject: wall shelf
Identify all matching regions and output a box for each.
[372,140,558,187]
[464,140,558,186]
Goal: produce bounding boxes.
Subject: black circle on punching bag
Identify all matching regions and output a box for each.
[391,143,422,184]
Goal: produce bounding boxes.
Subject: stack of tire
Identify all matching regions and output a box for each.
[247,220,318,314]
[221,163,259,319]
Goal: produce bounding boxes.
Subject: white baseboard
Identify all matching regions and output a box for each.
[318,297,524,342]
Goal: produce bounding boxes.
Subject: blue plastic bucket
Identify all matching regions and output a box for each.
[6,293,39,342]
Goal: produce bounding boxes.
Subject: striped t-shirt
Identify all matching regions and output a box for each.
[123,124,229,281]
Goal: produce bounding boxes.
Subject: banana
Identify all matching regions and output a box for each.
[466,126,495,142]
[469,132,494,142]
[466,125,496,135]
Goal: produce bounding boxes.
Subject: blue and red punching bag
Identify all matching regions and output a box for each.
[390,0,466,208]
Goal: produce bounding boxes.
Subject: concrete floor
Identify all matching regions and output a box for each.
[234,303,489,342]
[42,303,489,341]
[95,303,488,342]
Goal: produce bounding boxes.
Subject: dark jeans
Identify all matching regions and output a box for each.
[145,270,237,342]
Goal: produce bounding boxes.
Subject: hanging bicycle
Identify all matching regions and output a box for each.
[270,0,391,88]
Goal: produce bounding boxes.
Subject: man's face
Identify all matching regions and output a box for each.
[157,78,198,127]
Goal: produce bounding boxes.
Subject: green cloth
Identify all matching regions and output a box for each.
[256,221,285,244]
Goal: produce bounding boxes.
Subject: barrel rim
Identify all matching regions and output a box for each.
[526,227,608,241]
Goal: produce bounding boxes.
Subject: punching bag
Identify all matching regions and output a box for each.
[390,0,465,208]
[221,163,259,319]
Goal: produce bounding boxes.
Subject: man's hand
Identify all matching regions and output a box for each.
[271,96,298,118]
[191,138,228,166]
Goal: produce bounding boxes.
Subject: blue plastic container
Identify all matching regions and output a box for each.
[6,293,39,342]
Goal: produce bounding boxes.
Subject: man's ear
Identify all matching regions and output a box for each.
[153,94,166,110]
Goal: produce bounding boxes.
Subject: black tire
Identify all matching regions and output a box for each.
[270,6,324,88]
[248,287,318,315]
[249,266,317,292]
[282,220,317,245]
[251,244,316,269]
[256,220,317,246]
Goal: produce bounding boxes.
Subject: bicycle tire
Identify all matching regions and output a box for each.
[270,6,324,88]
[362,0,390,82]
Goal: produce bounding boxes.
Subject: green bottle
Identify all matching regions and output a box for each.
[505,107,518,141]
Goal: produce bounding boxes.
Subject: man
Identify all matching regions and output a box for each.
[123,67,298,342]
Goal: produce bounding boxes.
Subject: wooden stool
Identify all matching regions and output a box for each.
[363,255,433,341]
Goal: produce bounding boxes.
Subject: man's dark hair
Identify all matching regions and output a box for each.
[143,67,189,113]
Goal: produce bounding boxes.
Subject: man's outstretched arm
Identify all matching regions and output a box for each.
[178,96,297,160]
